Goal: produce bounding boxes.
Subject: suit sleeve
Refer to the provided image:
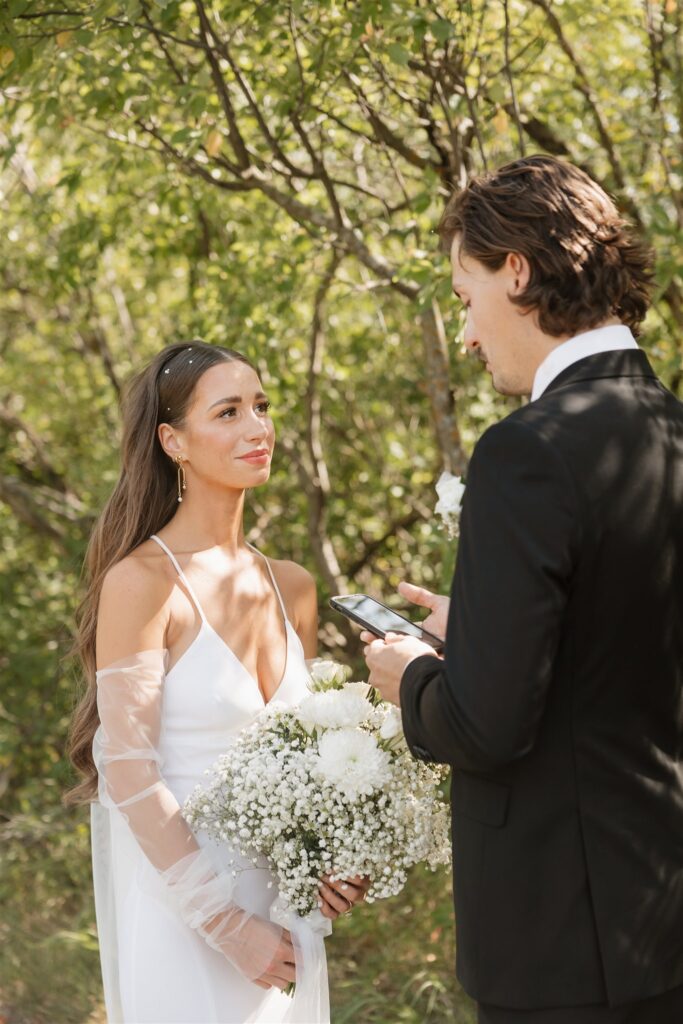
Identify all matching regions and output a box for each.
[400,417,580,773]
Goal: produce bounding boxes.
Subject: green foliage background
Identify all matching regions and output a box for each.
[0,1,681,1021]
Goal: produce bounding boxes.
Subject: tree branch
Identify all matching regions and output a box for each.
[0,403,67,493]
[529,0,628,190]
[345,508,425,578]
[193,0,251,170]
[141,1,186,86]
[419,299,468,475]
[503,0,526,156]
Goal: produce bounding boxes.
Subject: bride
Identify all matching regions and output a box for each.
[65,341,368,1023]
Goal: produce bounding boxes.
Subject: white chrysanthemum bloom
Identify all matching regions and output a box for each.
[306,658,351,692]
[297,689,374,731]
[316,728,391,798]
[435,471,466,539]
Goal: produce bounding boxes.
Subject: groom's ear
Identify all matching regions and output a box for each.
[505,252,530,294]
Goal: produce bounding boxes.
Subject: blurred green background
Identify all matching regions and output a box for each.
[1,1,681,1021]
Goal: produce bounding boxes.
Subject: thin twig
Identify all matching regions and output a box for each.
[503,0,526,156]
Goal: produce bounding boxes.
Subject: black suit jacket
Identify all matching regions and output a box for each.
[401,349,683,1010]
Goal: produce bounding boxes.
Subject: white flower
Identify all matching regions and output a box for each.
[316,728,392,798]
[435,471,465,539]
[343,680,373,700]
[379,705,403,742]
[183,656,452,920]
[297,689,374,731]
[306,658,351,692]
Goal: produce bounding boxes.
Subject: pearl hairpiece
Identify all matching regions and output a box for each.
[162,346,194,376]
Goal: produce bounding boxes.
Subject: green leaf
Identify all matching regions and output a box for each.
[431,18,454,43]
[386,42,410,66]
[170,127,194,145]
[487,80,506,105]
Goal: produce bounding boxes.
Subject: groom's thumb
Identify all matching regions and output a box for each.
[398,580,435,608]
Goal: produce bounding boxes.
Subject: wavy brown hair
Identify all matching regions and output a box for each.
[439,155,654,337]
[64,340,255,805]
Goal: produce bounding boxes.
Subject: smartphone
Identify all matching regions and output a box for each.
[330,594,444,653]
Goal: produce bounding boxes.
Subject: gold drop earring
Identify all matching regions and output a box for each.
[174,456,187,503]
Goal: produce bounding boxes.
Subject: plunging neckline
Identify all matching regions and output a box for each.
[165,619,293,707]
[149,534,293,706]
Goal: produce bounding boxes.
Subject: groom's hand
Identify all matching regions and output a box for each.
[398,581,450,640]
[362,632,437,706]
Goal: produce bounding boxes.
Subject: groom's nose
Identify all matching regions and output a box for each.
[463,314,480,354]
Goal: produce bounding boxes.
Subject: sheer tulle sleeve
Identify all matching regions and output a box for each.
[92,649,284,982]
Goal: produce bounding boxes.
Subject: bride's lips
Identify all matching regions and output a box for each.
[238,449,270,464]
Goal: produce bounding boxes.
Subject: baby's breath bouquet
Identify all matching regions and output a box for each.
[183,659,450,918]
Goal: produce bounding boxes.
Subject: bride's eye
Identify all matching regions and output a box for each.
[256,401,272,415]
[218,407,237,418]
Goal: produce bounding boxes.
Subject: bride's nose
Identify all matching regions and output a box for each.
[245,413,269,443]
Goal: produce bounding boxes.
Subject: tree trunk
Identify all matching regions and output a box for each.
[419,298,468,476]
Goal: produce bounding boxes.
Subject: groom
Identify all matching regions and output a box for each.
[363,155,683,1023]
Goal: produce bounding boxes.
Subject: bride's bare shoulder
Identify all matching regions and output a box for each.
[101,539,176,598]
[97,541,176,663]
[268,558,318,654]
[268,558,316,602]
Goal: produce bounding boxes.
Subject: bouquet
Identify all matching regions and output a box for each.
[183,659,450,918]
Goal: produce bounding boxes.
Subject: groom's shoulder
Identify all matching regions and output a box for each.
[473,404,558,457]
[469,406,570,485]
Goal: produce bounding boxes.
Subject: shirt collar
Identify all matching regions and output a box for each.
[531,324,639,401]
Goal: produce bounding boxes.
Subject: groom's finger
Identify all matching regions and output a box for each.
[398,580,436,609]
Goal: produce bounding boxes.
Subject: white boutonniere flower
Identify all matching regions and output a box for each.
[434,471,465,539]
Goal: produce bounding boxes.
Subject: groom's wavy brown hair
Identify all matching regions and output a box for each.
[439,155,654,337]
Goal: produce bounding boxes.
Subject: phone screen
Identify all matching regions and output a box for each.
[330,594,444,651]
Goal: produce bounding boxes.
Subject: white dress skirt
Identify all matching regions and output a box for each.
[91,536,329,1023]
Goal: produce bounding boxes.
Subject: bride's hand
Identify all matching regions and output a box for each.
[204,909,296,990]
[398,581,449,640]
[253,926,297,991]
[318,874,370,920]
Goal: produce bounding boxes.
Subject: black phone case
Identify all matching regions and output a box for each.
[329,596,444,652]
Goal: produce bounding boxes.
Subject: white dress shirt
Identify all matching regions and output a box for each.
[531,324,639,401]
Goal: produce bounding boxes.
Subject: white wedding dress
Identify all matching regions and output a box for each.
[91,535,330,1023]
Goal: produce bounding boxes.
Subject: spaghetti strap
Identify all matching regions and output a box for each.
[149,534,208,625]
[247,542,287,622]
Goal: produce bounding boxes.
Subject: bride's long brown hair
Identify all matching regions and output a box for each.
[65,340,255,805]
